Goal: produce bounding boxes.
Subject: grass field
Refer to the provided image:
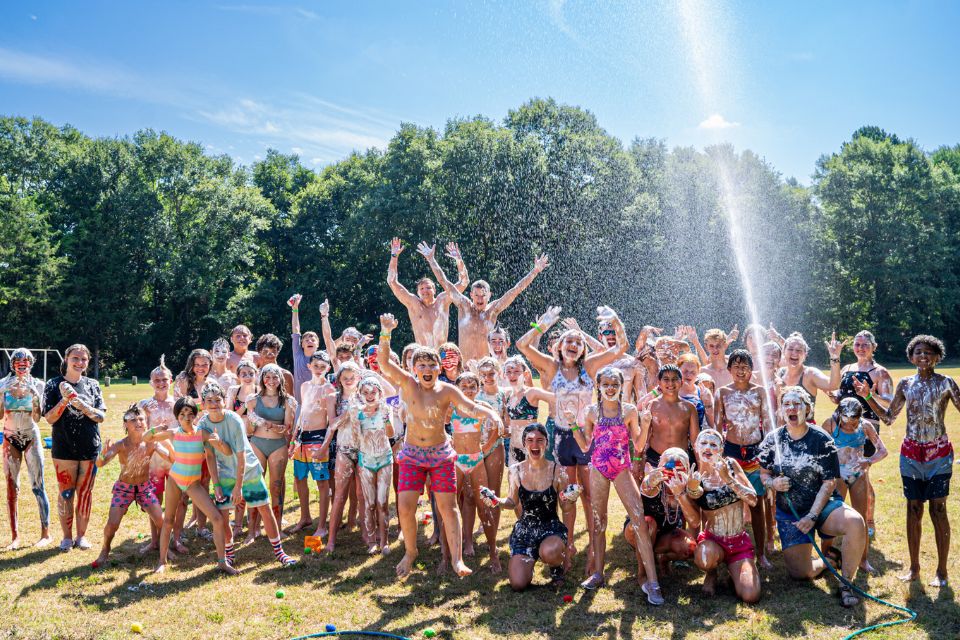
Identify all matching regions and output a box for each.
[1,368,959,640]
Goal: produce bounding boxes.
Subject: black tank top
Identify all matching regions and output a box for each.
[695,482,740,511]
[518,464,561,523]
[779,366,818,409]
[837,368,879,422]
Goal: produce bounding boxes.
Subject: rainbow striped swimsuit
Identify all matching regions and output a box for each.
[169,427,205,491]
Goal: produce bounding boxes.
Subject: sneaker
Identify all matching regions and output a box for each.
[73,537,92,550]
[59,538,73,552]
[580,573,604,590]
[196,528,213,542]
[642,581,665,606]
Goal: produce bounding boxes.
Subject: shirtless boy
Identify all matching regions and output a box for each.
[716,349,772,569]
[377,313,504,578]
[644,366,700,470]
[422,241,549,362]
[387,237,469,348]
[227,325,260,374]
[699,329,735,389]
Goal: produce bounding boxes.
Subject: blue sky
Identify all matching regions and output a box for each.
[2,1,958,183]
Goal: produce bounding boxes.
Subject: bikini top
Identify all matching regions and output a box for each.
[831,421,867,451]
[358,409,388,433]
[551,367,594,429]
[255,396,286,423]
[695,481,740,511]
[508,393,539,421]
[450,409,481,435]
[3,387,34,412]
[550,367,593,394]
[681,389,706,428]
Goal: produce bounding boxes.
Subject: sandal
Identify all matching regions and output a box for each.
[839,584,859,608]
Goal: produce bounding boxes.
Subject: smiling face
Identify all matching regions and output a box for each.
[261,370,281,393]
[523,429,547,459]
[12,357,32,377]
[780,390,808,426]
[176,406,197,429]
[695,431,723,465]
[598,374,622,401]
[231,328,252,351]
[203,393,225,417]
[503,362,524,387]
[729,359,752,384]
[783,341,807,367]
[192,357,211,379]
[150,371,172,394]
[559,334,585,365]
[339,368,359,392]
[66,350,89,377]
[910,343,940,370]
[123,411,147,440]
[488,334,508,356]
[457,377,480,400]
[211,343,229,363]
[598,323,616,348]
[704,337,725,358]
[359,383,382,405]
[416,279,437,304]
[658,369,681,394]
[762,344,781,373]
[308,359,330,378]
[259,346,279,365]
[237,365,257,386]
[478,365,498,390]
[470,284,490,309]
[852,335,875,360]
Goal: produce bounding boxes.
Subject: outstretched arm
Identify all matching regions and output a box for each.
[386,238,420,307]
[516,306,562,378]
[489,254,549,315]
[853,377,903,426]
[443,242,470,294]
[377,314,414,389]
[319,299,337,360]
[290,293,303,335]
[420,242,469,306]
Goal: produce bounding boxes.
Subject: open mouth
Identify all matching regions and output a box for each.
[528,447,543,457]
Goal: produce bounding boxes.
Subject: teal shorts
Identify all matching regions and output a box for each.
[218,476,270,510]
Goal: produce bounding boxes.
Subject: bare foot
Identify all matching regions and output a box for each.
[34,537,51,549]
[396,552,418,578]
[285,519,313,535]
[929,574,948,587]
[489,554,502,575]
[153,563,166,574]
[859,560,876,575]
[324,544,335,555]
[218,560,240,576]
[172,540,189,554]
[92,554,108,568]
[702,570,717,596]
[312,527,328,539]
[367,544,380,555]
[5,539,21,551]
[765,540,776,556]
[899,569,920,582]
[463,543,475,557]
[426,531,440,546]
[243,533,257,547]
[453,560,473,577]
[758,554,774,571]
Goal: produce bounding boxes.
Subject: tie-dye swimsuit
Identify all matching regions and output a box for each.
[590,402,630,481]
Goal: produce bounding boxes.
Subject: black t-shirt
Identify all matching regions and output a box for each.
[757,425,839,516]
[43,375,104,460]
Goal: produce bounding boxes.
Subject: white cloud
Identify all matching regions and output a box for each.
[291,146,303,155]
[30,14,37,21]
[698,113,740,130]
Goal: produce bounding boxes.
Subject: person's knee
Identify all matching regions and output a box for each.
[929,499,948,519]
[907,501,925,518]
[740,583,761,604]
[509,576,529,592]
[671,535,695,559]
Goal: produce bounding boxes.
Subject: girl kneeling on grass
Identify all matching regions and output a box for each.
[146,396,237,575]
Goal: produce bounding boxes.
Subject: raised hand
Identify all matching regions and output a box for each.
[561,317,582,332]
[380,313,399,333]
[319,298,330,317]
[769,476,791,492]
[639,406,652,426]
[444,242,462,261]
[533,254,550,273]
[390,237,404,257]
[717,458,735,483]
[826,331,848,360]
[416,242,437,261]
[852,376,873,398]
[288,293,302,309]
[537,306,562,330]
[727,324,740,343]
[686,464,702,491]
[767,323,783,342]
[665,474,687,497]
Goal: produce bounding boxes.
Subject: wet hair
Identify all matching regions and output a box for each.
[703,329,727,343]
[151,354,173,380]
[906,334,945,361]
[783,332,809,352]
[522,422,548,443]
[236,359,258,378]
[122,403,145,423]
[438,342,463,377]
[780,385,814,420]
[358,375,384,396]
[211,337,230,355]
[657,364,682,380]
[761,341,782,357]
[61,344,92,375]
[415,277,435,289]
[487,326,510,342]
[476,356,500,374]
[503,355,526,372]
[256,333,283,353]
[854,330,877,348]
[231,324,253,338]
[309,351,332,369]
[595,366,625,412]
[179,349,213,394]
[677,353,700,369]
[335,344,354,358]
[411,347,441,368]
[837,397,863,420]
[471,280,491,293]
[256,363,288,407]
[173,396,199,419]
[301,331,320,346]
[201,380,226,400]
[726,349,754,370]
[695,428,724,450]
[455,371,480,389]
[401,343,421,371]
[554,329,587,369]
[334,361,364,407]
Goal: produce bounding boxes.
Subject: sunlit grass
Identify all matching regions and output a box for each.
[0,367,957,639]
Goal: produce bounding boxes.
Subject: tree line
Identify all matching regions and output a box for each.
[2,100,959,378]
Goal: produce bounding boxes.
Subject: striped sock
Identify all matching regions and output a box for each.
[269,537,295,566]
[225,542,235,564]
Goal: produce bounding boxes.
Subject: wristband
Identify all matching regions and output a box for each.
[570,425,581,432]
[865,392,872,401]
[631,456,643,462]
[806,511,820,521]
[292,309,298,314]
[391,252,399,258]
[380,332,391,340]
[686,486,704,498]
[650,389,660,398]
[530,321,543,334]
[830,358,840,363]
